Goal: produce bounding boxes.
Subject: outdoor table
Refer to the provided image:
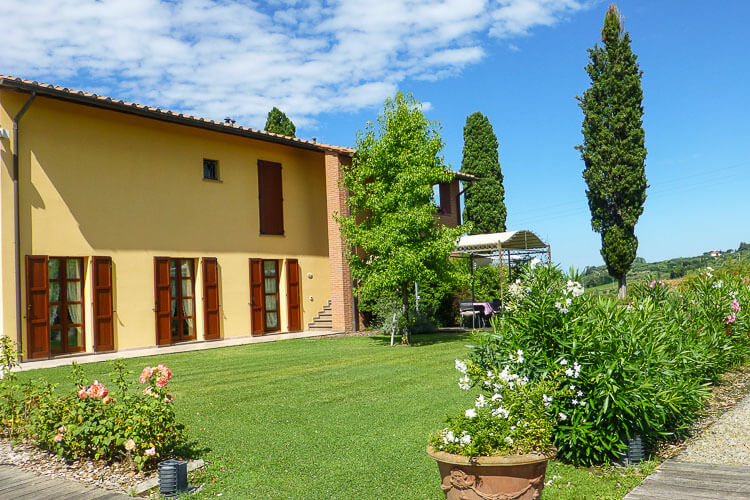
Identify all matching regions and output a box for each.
[473,302,494,317]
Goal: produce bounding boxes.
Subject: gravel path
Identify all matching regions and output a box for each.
[0,439,152,494]
[678,391,750,465]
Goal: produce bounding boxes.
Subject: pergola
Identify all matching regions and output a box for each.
[453,230,550,318]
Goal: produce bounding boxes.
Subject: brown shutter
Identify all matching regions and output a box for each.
[202,257,220,340]
[258,160,284,235]
[154,257,171,345]
[286,259,301,332]
[249,258,264,335]
[439,182,451,213]
[92,256,114,351]
[25,255,50,359]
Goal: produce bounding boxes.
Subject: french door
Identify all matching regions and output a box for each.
[48,258,85,354]
[155,257,196,344]
[250,259,280,334]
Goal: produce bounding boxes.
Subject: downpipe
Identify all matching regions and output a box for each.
[12,91,36,356]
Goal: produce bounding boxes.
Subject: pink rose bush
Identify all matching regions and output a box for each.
[2,360,185,470]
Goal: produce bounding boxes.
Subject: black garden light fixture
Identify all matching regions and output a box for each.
[158,459,188,497]
[626,435,645,465]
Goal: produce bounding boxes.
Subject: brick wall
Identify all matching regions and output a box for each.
[324,151,355,332]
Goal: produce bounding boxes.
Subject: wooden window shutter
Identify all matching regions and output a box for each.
[439,182,452,213]
[249,258,264,335]
[92,256,114,352]
[286,259,301,332]
[258,160,284,235]
[25,255,50,359]
[202,257,220,340]
[154,257,171,345]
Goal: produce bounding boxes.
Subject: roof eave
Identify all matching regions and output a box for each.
[0,76,354,156]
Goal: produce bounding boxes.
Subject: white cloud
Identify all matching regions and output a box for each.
[0,0,591,133]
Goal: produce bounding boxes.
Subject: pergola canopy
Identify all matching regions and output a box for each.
[455,230,547,254]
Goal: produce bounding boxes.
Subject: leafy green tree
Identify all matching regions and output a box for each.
[337,93,463,344]
[264,107,296,137]
[577,4,647,299]
[461,112,506,234]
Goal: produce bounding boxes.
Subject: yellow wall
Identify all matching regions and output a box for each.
[0,90,331,355]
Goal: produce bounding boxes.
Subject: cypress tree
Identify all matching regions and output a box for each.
[576,4,647,299]
[460,112,506,234]
[264,107,296,137]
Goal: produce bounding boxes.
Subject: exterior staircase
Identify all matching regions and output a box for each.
[308,300,333,330]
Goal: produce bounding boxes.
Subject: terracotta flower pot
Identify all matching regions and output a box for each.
[426,446,555,500]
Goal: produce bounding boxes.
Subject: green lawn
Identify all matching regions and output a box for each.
[16,333,650,498]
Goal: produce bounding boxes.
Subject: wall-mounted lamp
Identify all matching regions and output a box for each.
[0,128,9,140]
[307,273,313,279]
[309,296,314,301]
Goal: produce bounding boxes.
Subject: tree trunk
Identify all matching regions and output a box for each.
[401,285,411,345]
[617,276,627,300]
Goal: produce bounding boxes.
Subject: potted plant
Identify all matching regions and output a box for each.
[428,353,573,500]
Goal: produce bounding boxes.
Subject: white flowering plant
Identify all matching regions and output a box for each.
[429,354,571,457]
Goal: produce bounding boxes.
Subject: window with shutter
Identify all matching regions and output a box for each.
[257,160,284,235]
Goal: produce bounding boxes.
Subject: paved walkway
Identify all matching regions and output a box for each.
[17,329,342,371]
[0,465,129,499]
[626,389,750,499]
[625,460,750,499]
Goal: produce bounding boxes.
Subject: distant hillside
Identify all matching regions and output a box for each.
[581,242,750,289]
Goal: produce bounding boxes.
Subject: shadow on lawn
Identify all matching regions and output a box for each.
[173,438,212,461]
[368,331,473,348]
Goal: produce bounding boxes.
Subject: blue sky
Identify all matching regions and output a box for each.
[1,0,748,270]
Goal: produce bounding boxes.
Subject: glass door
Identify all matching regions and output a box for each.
[48,258,84,354]
[263,260,280,332]
[169,259,196,341]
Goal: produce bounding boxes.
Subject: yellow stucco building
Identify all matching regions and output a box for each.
[0,75,357,360]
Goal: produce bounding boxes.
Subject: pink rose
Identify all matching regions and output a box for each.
[156,364,172,381]
[139,366,153,384]
[125,439,136,451]
[725,313,737,324]
[145,447,156,457]
[156,376,168,388]
[54,433,63,443]
[731,299,741,312]
[649,281,656,288]
[86,381,108,399]
[77,389,88,400]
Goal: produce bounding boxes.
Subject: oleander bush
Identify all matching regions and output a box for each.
[0,351,185,470]
[466,263,750,465]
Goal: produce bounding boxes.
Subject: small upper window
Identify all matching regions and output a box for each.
[203,159,219,181]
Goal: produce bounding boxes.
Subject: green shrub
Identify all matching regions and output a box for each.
[466,263,750,465]
[629,278,670,303]
[0,353,185,470]
[0,336,24,436]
